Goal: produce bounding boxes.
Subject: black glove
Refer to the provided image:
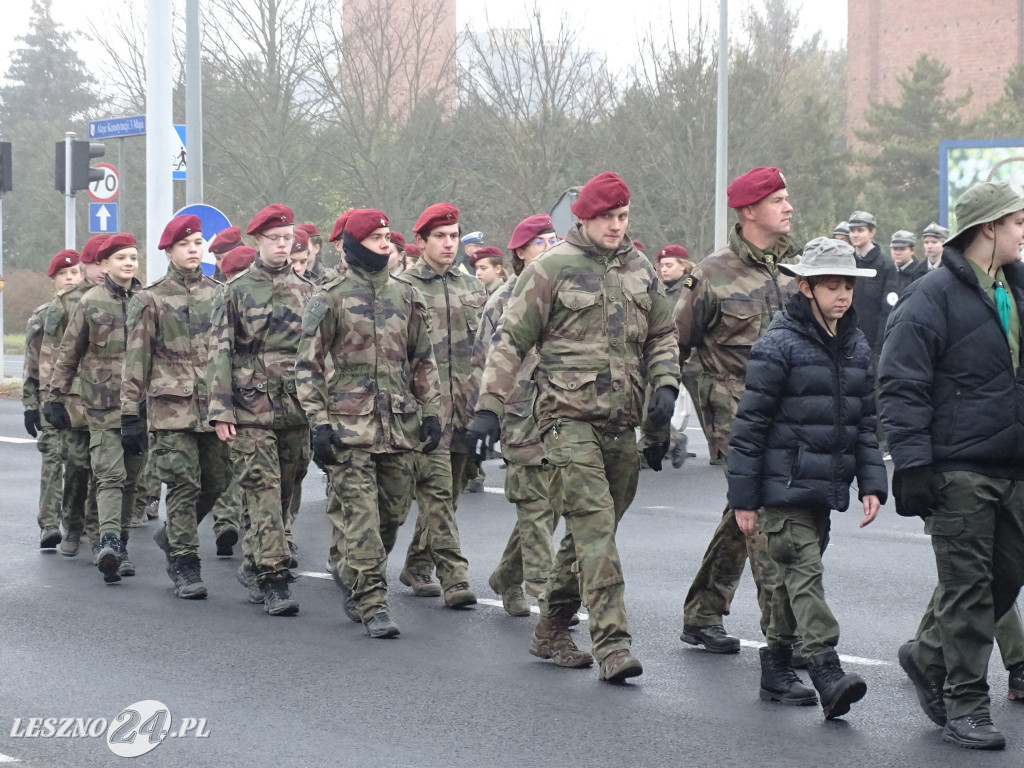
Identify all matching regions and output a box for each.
[311,424,343,466]
[892,466,935,518]
[24,409,41,438]
[120,414,146,456]
[647,386,678,428]
[465,410,501,466]
[643,439,669,472]
[419,415,442,454]
[43,401,71,431]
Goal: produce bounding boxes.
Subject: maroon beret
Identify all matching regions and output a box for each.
[404,243,422,258]
[390,231,406,249]
[296,222,320,237]
[221,246,257,279]
[158,214,202,250]
[291,228,310,253]
[97,233,138,261]
[507,214,555,251]
[657,244,690,262]
[47,249,80,277]
[345,209,390,242]
[329,210,355,243]
[79,234,107,265]
[632,240,646,251]
[246,204,294,235]
[209,226,242,255]
[413,203,459,236]
[469,245,504,268]
[571,172,630,219]
[727,167,787,209]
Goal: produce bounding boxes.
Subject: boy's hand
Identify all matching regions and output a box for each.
[860,495,880,528]
[735,509,758,535]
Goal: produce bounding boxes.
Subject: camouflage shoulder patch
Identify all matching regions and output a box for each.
[683,275,698,291]
[320,275,345,292]
[301,296,330,336]
[43,302,65,335]
[125,295,147,328]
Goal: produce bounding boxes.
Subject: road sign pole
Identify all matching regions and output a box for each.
[147,0,174,283]
[0,195,5,367]
[185,0,203,205]
[64,131,75,249]
[118,137,126,233]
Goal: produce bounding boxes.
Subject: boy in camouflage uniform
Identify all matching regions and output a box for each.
[471,172,680,682]
[121,215,234,599]
[207,204,313,616]
[47,233,144,583]
[24,249,82,549]
[297,209,442,637]
[397,203,482,609]
[674,167,799,654]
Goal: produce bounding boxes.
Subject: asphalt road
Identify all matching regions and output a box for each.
[0,397,1021,767]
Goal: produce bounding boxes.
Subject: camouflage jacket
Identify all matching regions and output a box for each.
[674,224,798,389]
[39,275,99,429]
[49,274,142,430]
[477,224,679,434]
[469,275,544,465]
[121,263,221,431]
[206,257,313,428]
[22,302,50,411]
[400,258,486,452]
[296,262,441,452]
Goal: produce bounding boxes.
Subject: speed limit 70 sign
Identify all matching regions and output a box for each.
[88,163,119,202]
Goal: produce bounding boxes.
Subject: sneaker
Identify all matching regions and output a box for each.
[942,712,1006,750]
[96,533,121,583]
[599,649,643,683]
[364,611,400,639]
[215,525,239,558]
[443,582,477,609]
[399,567,442,597]
[898,641,947,726]
[117,539,136,577]
[170,554,207,599]
[40,527,62,550]
[1009,662,1024,702]
[329,562,362,624]
[261,573,299,616]
[680,623,741,654]
[236,561,263,604]
[59,530,81,557]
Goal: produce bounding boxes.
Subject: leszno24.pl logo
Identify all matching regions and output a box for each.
[10,700,209,758]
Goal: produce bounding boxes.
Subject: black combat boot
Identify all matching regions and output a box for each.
[261,573,299,616]
[807,648,867,719]
[117,535,135,577]
[680,623,740,654]
[170,554,208,600]
[759,646,817,705]
[364,611,400,638]
[96,533,122,583]
[942,712,1006,750]
[329,562,361,623]
[1008,662,1024,702]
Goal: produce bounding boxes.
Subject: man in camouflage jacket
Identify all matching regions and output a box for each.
[472,173,680,682]
[297,209,442,637]
[207,204,312,616]
[674,167,799,654]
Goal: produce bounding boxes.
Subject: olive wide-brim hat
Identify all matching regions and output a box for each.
[779,237,877,279]
[947,181,1024,251]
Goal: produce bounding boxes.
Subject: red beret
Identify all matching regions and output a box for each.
[47,249,80,277]
[571,172,630,219]
[209,226,242,255]
[507,214,555,251]
[80,234,107,265]
[657,244,690,262]
[158,214,202,250]
[404,243,422,258]
[727,167,787,209]
[390,232,406,249]
[413,203,459,236]
[97,233,138,261]
[221,246,257,279]
[469,245,504,268]
[296,222,320,238]
[632,240,646,251]
[345,209,389,242]
[329,210,354,243]
[291,228,310,253]
[246,204,294,235]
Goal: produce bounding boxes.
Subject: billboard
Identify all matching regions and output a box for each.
[940,139,1024,232]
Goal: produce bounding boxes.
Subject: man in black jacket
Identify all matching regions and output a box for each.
[879,181,1024,751]
[848,211,897,355]
[891,230,926,296]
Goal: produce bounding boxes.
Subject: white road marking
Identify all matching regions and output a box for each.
[478,598,589,621]
[0,436,35,445]
[738,639,890,666]
[0,753,20,763]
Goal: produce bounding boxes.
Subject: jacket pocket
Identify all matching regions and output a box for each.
[553,290,600,341]
[389,391,420,450]
[328,391,375,416]
[89,317,114,347]
[718,300,761,347]
[624,289,652,342]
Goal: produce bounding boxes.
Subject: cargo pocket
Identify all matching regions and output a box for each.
[89,317,114,347]
[718,300,761,348]
[554,290,600,340]
[763,516,797,566]
[624,289,652,341]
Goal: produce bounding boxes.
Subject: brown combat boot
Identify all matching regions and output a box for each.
[529,615,593,668]
[599,649,643,683]
[399,567,442,597]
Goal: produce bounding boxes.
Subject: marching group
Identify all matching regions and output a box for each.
[18,166,1024,750]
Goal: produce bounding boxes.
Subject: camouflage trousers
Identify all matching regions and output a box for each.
[283,434,312,541]
[36,425,64,531]
[89,427,144,538]
[63,429,97,541]
[695,375,742,464]
[132,447,162,516]
[150,431,231,558]
[538,421,639,662]
[489,462,558,594]
[232,425,306,577]
[328,449,414,620]
[682,500,773,634]
[402,450,470,590]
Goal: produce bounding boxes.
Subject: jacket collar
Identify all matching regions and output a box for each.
[103,273,141,299]
[167,261,204,286]
[783,291,859,345]
[563,223,634,265]
[728,223,797,269]
[253,255,292,278]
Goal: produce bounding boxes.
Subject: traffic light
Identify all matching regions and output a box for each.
[0,142,11,194]
[54,139,105,194]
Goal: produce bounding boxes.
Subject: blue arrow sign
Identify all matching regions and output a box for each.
[89,116,146,140]
[174,204,231,276]
[89,203,119,234]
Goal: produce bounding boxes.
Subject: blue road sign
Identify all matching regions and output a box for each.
[173,125,187,180]
[89,116,146,140]
[89,203,119,234]
[174,204,231,276]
